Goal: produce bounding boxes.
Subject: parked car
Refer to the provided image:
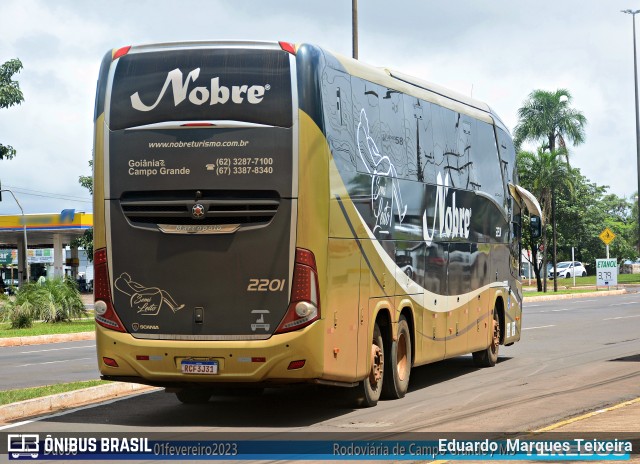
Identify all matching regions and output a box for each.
[548,261,587,279]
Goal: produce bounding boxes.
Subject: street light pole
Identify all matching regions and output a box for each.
[352,0,358,59]
[0,188,29,284]
[622,9,640,253]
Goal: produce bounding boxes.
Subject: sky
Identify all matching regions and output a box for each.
[0,0,639,215]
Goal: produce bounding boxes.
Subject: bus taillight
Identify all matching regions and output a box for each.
[275,248,320,334]
[94,248,126,332]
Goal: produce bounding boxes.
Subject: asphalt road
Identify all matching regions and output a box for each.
[0,341,98,390]
[2,293,639,436]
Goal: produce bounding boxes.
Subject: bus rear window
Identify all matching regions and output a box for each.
[109,48,292,130]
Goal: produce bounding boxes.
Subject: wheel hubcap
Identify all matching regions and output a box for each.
[397,332,408,381]
[370,344,383,386]
[491,318,499,353]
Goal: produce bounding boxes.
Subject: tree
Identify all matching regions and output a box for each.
[514,88,587,291]
[0,58,24,160]
[79,160,93,195]
[517,148,573,291]
[514,89,587,157]
[557,178,638,265]
[73,160,93,261]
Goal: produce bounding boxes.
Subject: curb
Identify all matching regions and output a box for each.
[0,331,95,347]
[0,383,161,424]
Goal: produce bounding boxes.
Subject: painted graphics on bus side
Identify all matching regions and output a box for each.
[355,106,475,246]
[315,50,517,298]
[422,172,473,246]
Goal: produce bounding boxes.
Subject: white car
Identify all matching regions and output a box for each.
[548,261,587,279]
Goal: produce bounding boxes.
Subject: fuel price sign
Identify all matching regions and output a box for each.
[596,258,618,287]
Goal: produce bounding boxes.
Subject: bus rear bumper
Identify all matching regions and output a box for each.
[95,322,324,387]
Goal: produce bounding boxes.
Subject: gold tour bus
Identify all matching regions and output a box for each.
[92,41,542,406]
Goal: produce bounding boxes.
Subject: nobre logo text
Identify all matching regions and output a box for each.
[130,68,269,112]
[422,172,472,246]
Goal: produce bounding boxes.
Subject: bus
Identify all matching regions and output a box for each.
[93,41,542,407]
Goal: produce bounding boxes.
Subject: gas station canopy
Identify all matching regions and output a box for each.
[0,210,92,283]
[0,210,92,248]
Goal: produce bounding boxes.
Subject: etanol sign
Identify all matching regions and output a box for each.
[596,258,618,287]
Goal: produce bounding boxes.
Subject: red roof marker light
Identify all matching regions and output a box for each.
[279,42,296,55]
[113,46,131,61]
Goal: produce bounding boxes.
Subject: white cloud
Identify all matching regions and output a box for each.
[0,0,639,215]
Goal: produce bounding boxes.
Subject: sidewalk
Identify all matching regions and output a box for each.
[535,397,640,434]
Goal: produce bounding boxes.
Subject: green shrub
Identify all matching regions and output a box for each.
[4,277,86,324]
[9,306,33,329]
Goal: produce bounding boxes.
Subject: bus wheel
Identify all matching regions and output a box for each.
[472,307,500,367]
[353,322,384,407]
[382,315,412,399]
[175,388,212,404]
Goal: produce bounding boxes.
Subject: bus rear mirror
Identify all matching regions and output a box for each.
[530,215,542,239]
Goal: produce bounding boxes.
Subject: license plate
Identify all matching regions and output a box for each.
[181,360,218,374]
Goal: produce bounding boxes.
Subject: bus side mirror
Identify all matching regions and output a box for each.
[530,215,542,239]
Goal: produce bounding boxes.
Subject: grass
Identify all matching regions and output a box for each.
[0,319,95,338]
[522,273,640,297]
[523,273,640,287]
[0,380,110,406]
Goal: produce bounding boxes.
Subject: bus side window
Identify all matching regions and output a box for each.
[497,127,517,209]
[474,121,503,201]
[432,106,467,189]
[403,95,434,183]
[351,78,382,175]
[322,68,354,171]
[512,214,522,239]
[380,86,408,179]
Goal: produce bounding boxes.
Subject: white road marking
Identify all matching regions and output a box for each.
[14,357,93,368]
[603,315,640,321]
[523,325,556,330]
[19,345,95,354]
[551,308,572,312]
[608,302,638,307]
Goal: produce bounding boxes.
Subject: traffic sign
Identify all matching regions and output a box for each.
[596,258,618,287]
[598,228,616,245]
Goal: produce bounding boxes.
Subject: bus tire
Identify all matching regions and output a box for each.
[175,388,212,404]
[472,306,500,367]
[353,322,385,407]
[382,315,411,399]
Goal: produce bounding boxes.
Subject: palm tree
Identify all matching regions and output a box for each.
[4,277,86,325]
[514,89,587,159]
[517,148,574,291]
[514,89,586,291]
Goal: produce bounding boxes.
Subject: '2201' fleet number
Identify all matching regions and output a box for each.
[247,279,286,292]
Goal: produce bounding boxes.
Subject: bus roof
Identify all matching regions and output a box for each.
[319,46,495,124]
[107,40,500,126]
